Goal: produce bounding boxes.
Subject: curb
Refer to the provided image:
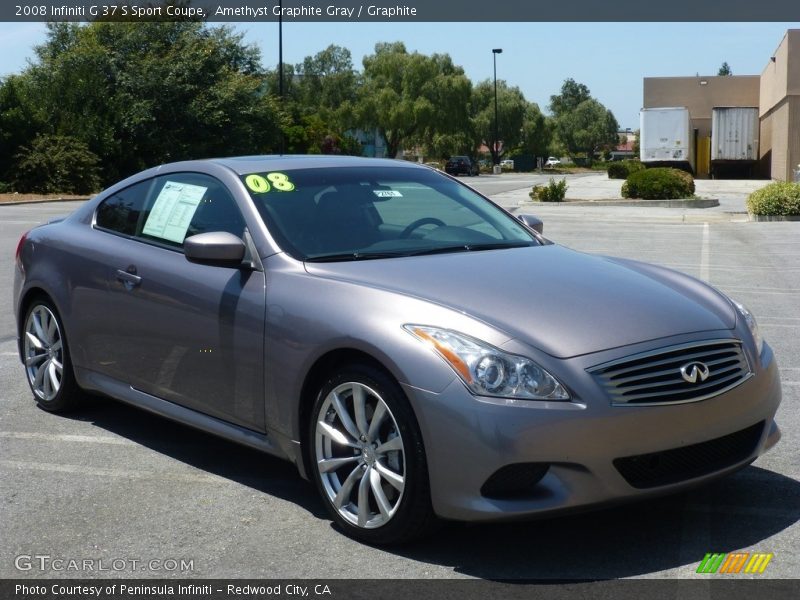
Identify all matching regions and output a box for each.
[526,198,719,208]
[0,197,90,206]
[748,213,800,222]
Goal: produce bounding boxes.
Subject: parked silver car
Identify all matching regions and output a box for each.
[13,156,781,544]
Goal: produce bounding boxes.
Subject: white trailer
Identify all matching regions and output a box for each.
[711,107,759,178]
[640,107,694,172]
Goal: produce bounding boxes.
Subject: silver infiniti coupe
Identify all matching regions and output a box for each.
[13,156,782,544]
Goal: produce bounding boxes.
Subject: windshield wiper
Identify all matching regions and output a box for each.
[305,252,403,263]
[403,241,536,257]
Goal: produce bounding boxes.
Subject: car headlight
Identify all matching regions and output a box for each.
[732,300,763,356]
[404,325,570,401]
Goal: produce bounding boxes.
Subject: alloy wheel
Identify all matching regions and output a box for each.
[23,304,64,402]
[314,381,406,529]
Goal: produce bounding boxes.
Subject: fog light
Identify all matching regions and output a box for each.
[480,463,550,498]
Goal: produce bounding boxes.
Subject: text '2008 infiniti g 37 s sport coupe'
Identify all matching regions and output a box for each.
[13,155,781,544]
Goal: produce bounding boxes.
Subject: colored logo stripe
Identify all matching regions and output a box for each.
[696,552,773,574]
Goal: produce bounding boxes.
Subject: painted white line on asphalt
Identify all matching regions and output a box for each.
[722,289,800,296]
[700,222,710,282]
[781,381,800,385]
[0,459,230,485]
[0,431,135,445]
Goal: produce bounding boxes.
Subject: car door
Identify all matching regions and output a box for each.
[96,172,267,432]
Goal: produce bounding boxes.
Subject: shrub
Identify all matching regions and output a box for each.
[530,178,568,202]
[746,182,800,215]
[0,181,11,193]
[12,134,101,195]
[607,160,645,179]
[621,167,695,199]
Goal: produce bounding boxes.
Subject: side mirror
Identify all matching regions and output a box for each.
[517,214,544,234]
[184,232,246,267]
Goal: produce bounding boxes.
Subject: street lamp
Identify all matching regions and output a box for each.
[492,48,503,168]
[278,0,284,154]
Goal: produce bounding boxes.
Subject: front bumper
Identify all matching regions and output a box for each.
[404,342,782,522]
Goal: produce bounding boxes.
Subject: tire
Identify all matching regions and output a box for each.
[22,298,80,412]
[308,363,436,544]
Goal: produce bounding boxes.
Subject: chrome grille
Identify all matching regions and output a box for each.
[589,340,752,406]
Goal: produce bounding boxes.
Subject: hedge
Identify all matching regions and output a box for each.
[621,167,695,200]
[607,160,645,179]
[747,181,800,215]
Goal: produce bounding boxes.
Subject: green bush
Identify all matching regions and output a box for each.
[530,178,568,202]
[621,167,695,200]
[12,134,101,195]
[0,181,11,193]
[746,182,800,215]
[607,160,645,179]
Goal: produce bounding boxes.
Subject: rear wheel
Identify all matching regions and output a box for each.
[22,299,80,412]
[308,364,435,544]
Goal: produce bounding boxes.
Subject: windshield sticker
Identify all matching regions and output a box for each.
[142,181,207,244]
[373,190,403,198]
[245,172,296,194]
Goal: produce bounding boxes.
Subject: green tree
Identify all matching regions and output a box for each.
[13,134,101,194]
[549,79,619,164]
[0,75,43,183]
[553,99,619,163]
[549,78,592,118]
[9,22,284,185]
[471,80,528,163]
[718,62,732,76]
[519,103,552,158]
[357,42,472,158]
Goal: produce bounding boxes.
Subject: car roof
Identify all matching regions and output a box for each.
[204,155,422,175]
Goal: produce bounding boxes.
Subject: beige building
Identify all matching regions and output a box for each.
[643,29,800,180]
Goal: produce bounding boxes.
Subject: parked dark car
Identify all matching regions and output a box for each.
[445,156,479,176]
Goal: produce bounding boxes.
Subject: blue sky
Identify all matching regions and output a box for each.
[1,21,798,129]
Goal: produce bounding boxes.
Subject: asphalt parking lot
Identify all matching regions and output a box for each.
[1,179,798,580]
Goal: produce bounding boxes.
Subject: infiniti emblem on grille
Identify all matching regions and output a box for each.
[680,361,711,384]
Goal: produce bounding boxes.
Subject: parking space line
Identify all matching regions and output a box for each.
[700,222,710,282]
[0,459,231,485]
[0,432,136,445]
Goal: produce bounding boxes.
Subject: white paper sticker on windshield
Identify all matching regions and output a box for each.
[142,181,207,243]
[373,190,402,198]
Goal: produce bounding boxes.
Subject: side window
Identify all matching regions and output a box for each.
[138,173,247,249]
[95,179,153,236]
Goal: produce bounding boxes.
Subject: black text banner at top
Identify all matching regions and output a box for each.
[5,0,800,22]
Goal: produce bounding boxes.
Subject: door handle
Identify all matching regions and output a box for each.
[115,269,142,290]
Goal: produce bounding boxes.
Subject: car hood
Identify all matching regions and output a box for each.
[304,245,736,358]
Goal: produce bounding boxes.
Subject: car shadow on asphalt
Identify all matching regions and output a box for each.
[391,465,799,579]
[59,394,798,579]
[59,393,328,520]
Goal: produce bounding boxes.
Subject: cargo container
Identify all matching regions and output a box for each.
[710,107,759,178]
[640,107,694,173]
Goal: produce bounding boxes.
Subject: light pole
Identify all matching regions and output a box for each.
[492,48,503,169]
[278,0,284,154]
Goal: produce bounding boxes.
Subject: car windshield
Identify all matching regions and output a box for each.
[241,166,539,261]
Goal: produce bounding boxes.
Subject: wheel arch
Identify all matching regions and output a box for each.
[16,286,58,359]
[296,348,405,480]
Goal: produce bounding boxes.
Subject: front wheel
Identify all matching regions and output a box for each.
[22,299,80,412]
[308,364,435,544]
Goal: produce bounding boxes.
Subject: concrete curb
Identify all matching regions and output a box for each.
[0,197,90,206]
[748,213,800,222]
[526,198,720,208]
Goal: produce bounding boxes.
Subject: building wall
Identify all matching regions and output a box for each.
[643,76,760,137]
[643,30,800,181]
[760,30,800,180]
